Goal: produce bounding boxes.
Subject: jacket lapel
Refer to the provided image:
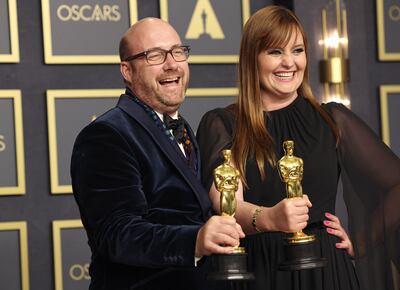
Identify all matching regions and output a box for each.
[117,94,211,220]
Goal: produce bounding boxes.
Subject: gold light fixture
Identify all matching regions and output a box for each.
[319,0,350,107]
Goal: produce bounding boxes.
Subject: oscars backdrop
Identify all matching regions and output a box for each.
[0,0,399,290]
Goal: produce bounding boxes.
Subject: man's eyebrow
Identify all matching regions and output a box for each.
[144,44,182,51]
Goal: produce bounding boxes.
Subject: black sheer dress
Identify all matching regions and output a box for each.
[197,96,400,290]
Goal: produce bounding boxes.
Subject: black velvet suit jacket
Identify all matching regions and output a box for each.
[71,93,215,290]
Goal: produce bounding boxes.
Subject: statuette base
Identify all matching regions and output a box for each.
[207,252,255,280]
[278,238,327,271]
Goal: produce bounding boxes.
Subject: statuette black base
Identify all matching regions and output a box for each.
[207,252,255,280]
[278,239,327,271]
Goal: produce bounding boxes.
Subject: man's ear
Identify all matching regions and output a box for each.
[120,62,132,84]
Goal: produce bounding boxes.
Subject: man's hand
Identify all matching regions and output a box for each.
[195,215,245,257]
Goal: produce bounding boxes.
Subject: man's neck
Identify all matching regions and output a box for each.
[126,88,179,118]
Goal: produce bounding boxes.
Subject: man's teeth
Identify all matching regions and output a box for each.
[274,72,294,79]
[159,77,179,84]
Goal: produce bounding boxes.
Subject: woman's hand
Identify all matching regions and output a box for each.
[267,195,312,233]
[324,212,354,257]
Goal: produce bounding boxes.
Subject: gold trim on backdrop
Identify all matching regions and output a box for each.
[0,221,29,290]
[47,89,123,194]
[0,90,26,195]
[41,0,138,64]
[186,87,238,97]
[0,0,20,62]
[160,0,250,63]
[53,220,84,290]
[380,85,400,147]
[377,0,400,61]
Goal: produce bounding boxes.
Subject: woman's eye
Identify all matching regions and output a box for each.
[293,48,304,54]
[267,49,281,55]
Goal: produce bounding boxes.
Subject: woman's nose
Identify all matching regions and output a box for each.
[281,54,294,67]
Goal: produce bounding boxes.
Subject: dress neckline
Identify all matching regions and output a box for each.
[264,96,303,114]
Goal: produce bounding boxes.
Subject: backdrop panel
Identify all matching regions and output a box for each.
[0,90,25,195]
[47,89,121,194]
[53,220,90,290]
[0,0,19,62]
[41,0,138,63]
[0,221,29,290]
[160,0,250,63]
[380,85,400,156]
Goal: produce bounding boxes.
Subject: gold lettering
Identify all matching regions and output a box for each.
[55,4,122,22]
[0,135,6,152]
[80,4,91,22]
[84,263,90,280]
[92,5,104,21]
[56,4,71,21]
[71,5,80,22]
[69,263,90,281]
[103,5,112,21]
[111,5,121,22]
[389,5,400,21]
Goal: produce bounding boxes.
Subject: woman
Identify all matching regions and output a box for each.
[197,5,400,290]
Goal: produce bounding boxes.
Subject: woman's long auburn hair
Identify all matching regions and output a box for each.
[232,6,339,187]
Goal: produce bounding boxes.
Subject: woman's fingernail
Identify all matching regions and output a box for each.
[336,243,341,248]
[325,212,331,218]
[327,228,333,233]
[323,220,330,226]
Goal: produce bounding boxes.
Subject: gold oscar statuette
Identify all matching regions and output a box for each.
[213,149,245,253]
[277,140,326,271]
[277,140,315,244]
[207,149,254,281]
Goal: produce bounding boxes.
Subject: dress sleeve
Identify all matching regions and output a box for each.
[326,103,400,290]
[196,108,235,191]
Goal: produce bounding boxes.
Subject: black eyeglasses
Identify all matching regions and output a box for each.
[123,45,190,65]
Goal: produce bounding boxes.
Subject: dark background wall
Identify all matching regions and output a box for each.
[0,0,398,289]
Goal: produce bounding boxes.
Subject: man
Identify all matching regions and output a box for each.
[70,18,244,290]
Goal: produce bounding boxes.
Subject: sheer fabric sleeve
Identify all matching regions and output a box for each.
[326,103,400,290]
[196,108,235,192]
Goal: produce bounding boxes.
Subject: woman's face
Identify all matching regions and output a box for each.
[257,30,306,109]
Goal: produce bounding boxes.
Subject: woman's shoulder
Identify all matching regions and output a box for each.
[199,104,236,125]
[321,101,355,124]
[202,104,235,119]
[198,104,236,136]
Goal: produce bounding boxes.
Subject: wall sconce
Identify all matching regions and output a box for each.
[319,0,350,107]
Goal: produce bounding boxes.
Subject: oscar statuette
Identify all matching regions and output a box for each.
[277,140,327,271]
[207,149,254,281]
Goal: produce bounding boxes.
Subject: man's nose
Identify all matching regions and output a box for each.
[163,52,179,69]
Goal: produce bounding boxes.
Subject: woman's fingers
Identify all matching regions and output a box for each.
[324,212,355,257]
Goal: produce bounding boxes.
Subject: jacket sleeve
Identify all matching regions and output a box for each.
[71,122,200,268]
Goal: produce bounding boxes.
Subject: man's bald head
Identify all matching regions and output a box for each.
[119,18,179,61]
[118,17,189,114]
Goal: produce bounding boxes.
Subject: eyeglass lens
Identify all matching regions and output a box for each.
[146,47,189,64]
